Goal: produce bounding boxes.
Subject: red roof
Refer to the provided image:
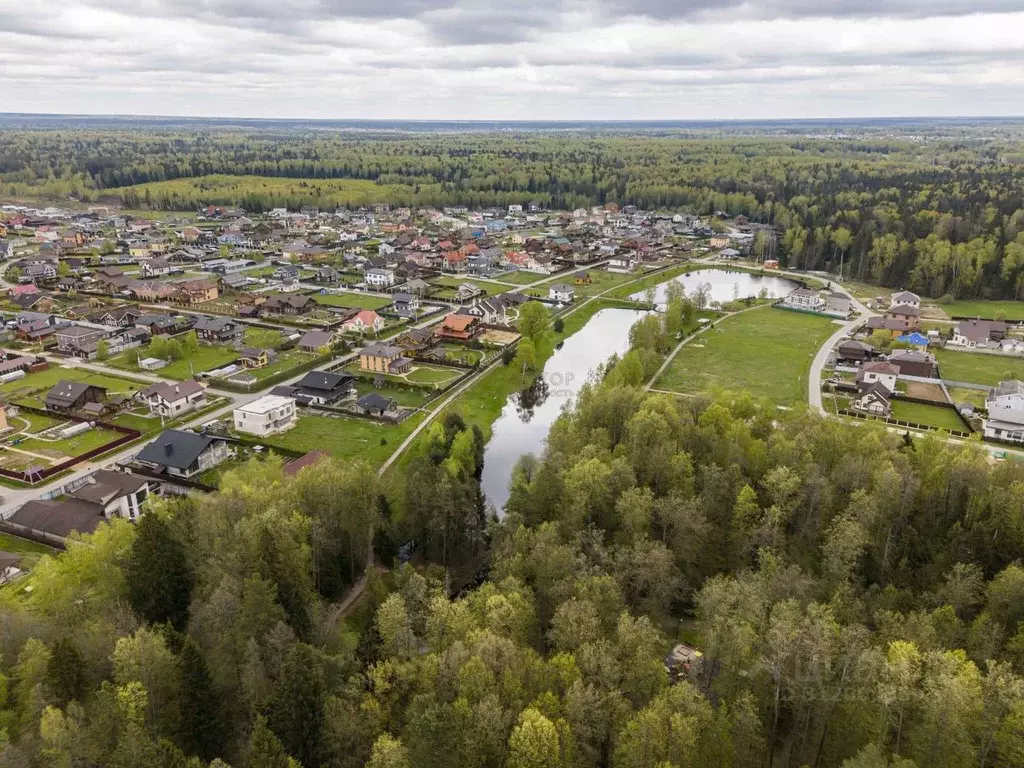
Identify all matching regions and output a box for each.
[284,450,330,476]
[11,284,40,296]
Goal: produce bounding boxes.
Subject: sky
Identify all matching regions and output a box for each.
[3,1,1024,120]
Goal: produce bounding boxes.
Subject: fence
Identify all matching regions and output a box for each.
[837,408,972,438]
[0,406,142,485]
[205,353,334,393]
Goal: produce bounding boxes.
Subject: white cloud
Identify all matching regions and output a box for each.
[0,1,1023,118]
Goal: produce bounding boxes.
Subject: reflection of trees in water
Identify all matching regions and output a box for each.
[513,376,550,423]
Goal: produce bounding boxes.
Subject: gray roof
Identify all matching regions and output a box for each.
[356,393,395,411]
[295,370,352,392]
[9,499,103,538]
[136,429,219,470]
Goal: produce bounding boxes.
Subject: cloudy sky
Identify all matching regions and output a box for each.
[3,1,1024,120]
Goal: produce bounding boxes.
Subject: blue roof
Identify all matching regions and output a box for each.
[897,332,929,346]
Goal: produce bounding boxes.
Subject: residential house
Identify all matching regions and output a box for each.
[129,280,177,302]
[405,278,431,296]
[273,264,300,281]
[239,347,275,369]
[233,394,297,436]
[443,251,468,273]
[949,318,1009,349]
[365,267,396,288]
[548,284,575,303]
[784,288,824,311]
[394,326,437,353]
[175,279,219,305]
[139,257,172,277]
[135,429,233,479]
[359,342,412,375]
[89,306,142,328]
[436,313,480,341]
[574,272,592,285]
[836,339,877,363]
[855,361,900,393]
[341,309,385,335]
[852,382,892,417]
[287,371,355,406]
[7,499,106,544]
[392,292,420,318]
[890,290,921,309]
[297,330,335,353]
[139,380,207,418]
[66,469,152,521]
[825,292,853,316]
[984,380,1024,443]
[316,266,340,284]
[607,254,637,273]
[264,294,313,316]
[889,350,936,378]
[135,313,189,336]
[192,315,244,343]
[887,304,921,331]
[45,381,106,413]
[355,393,397,416]
[709,236,731,249]
[55,324,107,359]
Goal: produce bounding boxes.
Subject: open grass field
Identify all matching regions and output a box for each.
[352,379,436,408]
[947,386,989,408]
[437,344,484,365]
[345,361,461,388]
[103,174,411,208]
[430,277,506,297]
[108,345,239,380]
[656,306,839,405]
[933,348,1024,387]
[890,400,969,432]
[312,292,391,310]
[572,269,641,297]
[932,299,1024,321]
[256,412,426,467]
[0,366,143,402]
[496,271,545,286]
[230,349,317,383]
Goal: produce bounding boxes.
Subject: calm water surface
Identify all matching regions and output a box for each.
[632,267,798,305]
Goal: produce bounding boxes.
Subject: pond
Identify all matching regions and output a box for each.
[481,307,647,512]
[632,267,798,306]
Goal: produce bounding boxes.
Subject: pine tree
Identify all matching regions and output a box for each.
[177,638,221,761]
[248,715,295,768]
[125,512,194,630]
[45,637,86,708]
[269,644,325,768]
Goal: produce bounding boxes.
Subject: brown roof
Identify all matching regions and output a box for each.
[441,313,476,332]
[283,450,330,477]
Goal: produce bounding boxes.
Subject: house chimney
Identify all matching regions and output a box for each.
[164,442,173,455]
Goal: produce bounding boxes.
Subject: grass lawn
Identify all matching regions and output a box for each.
[313,292,391,310]
[12,411,66,435]
[0,366,143,400]
[257,412,426,467]
[0,533,55,556]
[572,270,640,297]
[352,379,436,409]
[934,299,1024,321]
[19,425,123,459]
[496,272,544,286]
[232,350,316,383]
[656,306,839,405]
[430,277,506,297]
[438,344,484,365]
[947,386,989,409]
[109,345,239,379]
[933,348,1024,387]
[406,365,462,385]
[890,401,969,433]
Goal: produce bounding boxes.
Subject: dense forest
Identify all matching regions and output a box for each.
[3,297,1024,767]
[5,127,1024,297]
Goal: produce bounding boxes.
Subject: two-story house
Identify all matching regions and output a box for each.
[139,380,207,418]
[135,429,233,479]
[233,394,297,436]
[984,380,1024,443]
[359,342,412,375]
[365,267,396,288]
[175,279,219,305]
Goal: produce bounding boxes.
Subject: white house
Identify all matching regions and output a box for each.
[852,382,892,417]
[140,380,207,419]
[548,284,576,303]
[233,394,297,436]
[607,255,637,274]
[68,469,152,521]
[890,290,920,309]
[984,380,1024,443]
[136,430,233,480]
[784,288,825,311]
[342,309,385,334]
[508,204,523,214]
[856,361,899,393]
[365,268,396,288]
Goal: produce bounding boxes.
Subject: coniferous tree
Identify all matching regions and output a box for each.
[125,512,194,630]
[269,644,325,768]
[247,714,296,768]
[177,638,221,761]
[45,637,86,708]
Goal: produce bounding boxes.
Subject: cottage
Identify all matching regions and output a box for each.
[264,294,313,315]
[298,330,335,353]
[139,380,207,418]
[55,324,107,359]
[359,342,412,375]
[784,288,824,311]
[949,318,1009,349]
[193,315,243,343]
[365,267,396,288]
[233,394,297,436]
[825,292,853,316]
[548,284,575,303]
[341,309,385,334]
[573,272,592,285]
[394,326,437,352]
[45,381,106,413]
[7,499,105,544]
[289,371,355,406]
[392,292,420,318]
[886,304,921,331]
[355,393,397,416]
[239,347,274,369]
[836,339,876,363]
[890,291,921,309]
[984,380,1024,443]
[67,469,152,521]
[855,361,900,394]
[436,313,480,341]
[175,279,219,305]
[852,382,892,417]
[135,429,232,479]
[889,350,936,378]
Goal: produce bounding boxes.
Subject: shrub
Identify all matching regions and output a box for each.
[553,318,565,333]
[938,294,955,305]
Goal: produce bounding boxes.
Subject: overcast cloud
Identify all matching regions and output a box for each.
[2,0,1024,119]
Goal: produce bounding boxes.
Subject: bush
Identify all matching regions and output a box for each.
[501,347,515,366]
[938,294,955,305]
[553,318,565,333]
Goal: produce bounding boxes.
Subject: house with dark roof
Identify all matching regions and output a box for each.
[359,342,412,375]
[55,324,108,359]
[949,318,1009,349]
[135,429,232,479]
[836,339,877,363]
[192,315,244,343]
[68,469,152,521]
[852,382,892,417]
[264,294,313,315]
[291,370,355,405]
[7,498,105,544]
[889,350,936,378]
[139,380,207,418]
[45,380,106,413]
[298,330,335,353]
[354,393,397,416]
[855,361,899,394]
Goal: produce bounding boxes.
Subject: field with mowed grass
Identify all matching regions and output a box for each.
[254,412,426,467]
[933,348,1024,387]
[312,292,391,310]
[108,345,239,379]
[655,306,840,404]
[496,271,545,286]
[0,366,144,403]
[932,299,1024,321]
[889,400,969,433]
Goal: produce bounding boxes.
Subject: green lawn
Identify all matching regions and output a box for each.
[438,344,484,365]
[0,366,143,400]
[18,425,124,459]
[496,271,545,286]
[946,386,989,409]
[656,306,839,405]
[406,366,462,385]
[572,270,641,297]
[352,379,436,408]
[890,401,969,433]
[109,345,239,379]
[227,349,317,383]
[255,412,426,467]
[12,411,66,435]
[0,532,55,556]
[933,348,1024,387]
[313,292,391,310]
[935,299,1024,321]
[430,277,506,297]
